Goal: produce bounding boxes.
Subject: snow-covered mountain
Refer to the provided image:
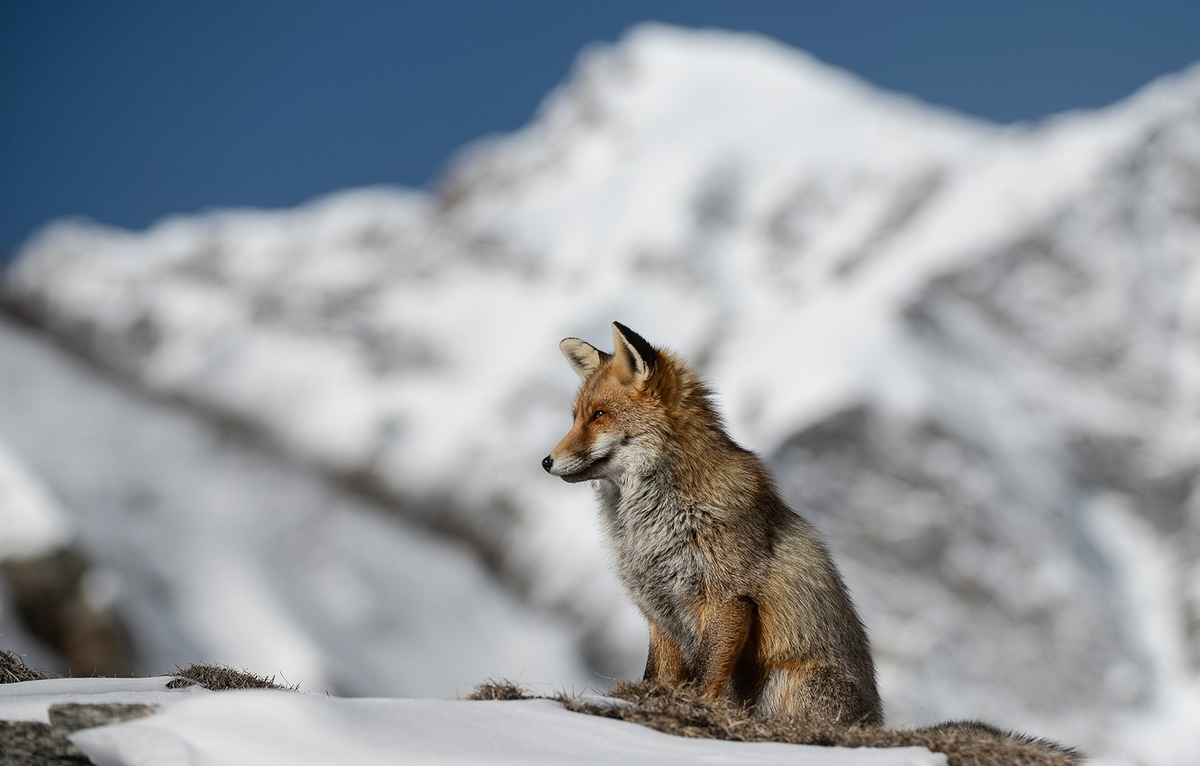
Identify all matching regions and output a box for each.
[0,318,587,696]
[4,24,1199,764]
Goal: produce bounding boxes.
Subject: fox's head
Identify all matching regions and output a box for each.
[543,322,699,483]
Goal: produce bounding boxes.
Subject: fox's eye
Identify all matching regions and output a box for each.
[590,410,606,421]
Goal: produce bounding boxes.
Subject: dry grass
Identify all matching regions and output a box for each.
[468,679,1083,766]
[166,663,299,691]
[0,652,296,694]
[466,678,533,701]
[0,649,53,684]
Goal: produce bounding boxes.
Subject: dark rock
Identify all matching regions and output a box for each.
[0,703,157,766]
[49,702,158,736]
[0,720,88,766]
[1,547,136,677]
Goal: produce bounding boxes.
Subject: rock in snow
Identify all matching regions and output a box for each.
[3,24,1198,764]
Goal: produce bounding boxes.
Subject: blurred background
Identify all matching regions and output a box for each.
[2,3,1199,765]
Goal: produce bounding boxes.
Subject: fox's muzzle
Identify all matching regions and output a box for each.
[542,451,603,483]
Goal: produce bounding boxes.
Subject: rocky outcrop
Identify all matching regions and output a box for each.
[0,703,156,766]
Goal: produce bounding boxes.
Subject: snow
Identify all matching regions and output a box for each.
[0,677,202,723]
[0,440,73,559]
[1,678,945,766]
[1087,496,1200,764]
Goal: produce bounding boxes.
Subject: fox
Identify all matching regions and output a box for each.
[542,321,882,725]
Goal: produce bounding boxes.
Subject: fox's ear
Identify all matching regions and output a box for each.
[611,322,657,386]
[560,338,608,380]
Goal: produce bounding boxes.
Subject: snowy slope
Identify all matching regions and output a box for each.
[0,440,72,561]
[0,318,589,697]
[0,437,78,670]
[4,23,1200,765]
[0,678,945,766]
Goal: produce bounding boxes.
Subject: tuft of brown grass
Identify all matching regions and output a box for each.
[0,652,298,695]
[469,679,1083,766]
[166,663,298,691]
[0,649,53,684]
[466,678,535,701]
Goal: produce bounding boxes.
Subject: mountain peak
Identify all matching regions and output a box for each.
[442,24,991,213]
[611,23,992,130]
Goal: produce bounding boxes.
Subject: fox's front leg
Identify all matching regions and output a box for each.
[696,596,755,699]
[643,620,686,685]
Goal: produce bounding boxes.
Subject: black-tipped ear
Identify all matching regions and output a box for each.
[560,338,608,380]
[611,322,656,385]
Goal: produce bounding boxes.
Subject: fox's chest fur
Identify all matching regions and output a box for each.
[596,476,722,660]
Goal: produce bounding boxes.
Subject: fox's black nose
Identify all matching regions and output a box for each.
[541,455,554,473]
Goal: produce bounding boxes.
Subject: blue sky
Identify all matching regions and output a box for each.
[2,1,1198,261]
